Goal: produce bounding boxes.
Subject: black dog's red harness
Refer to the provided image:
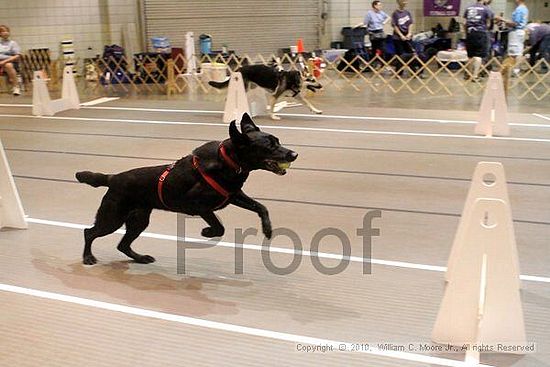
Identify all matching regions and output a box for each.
[157,143,245,210]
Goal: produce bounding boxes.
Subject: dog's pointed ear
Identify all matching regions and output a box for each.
[240,113,260,134]
[229,120,249,146]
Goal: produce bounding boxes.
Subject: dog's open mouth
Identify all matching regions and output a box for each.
[264,160,292,175]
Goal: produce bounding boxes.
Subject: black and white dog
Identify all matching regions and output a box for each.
[209,64,323,120]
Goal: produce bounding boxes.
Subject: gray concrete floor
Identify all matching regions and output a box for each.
[0,90,549,366]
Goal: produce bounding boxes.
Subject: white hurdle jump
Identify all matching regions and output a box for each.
[32,66,80,116]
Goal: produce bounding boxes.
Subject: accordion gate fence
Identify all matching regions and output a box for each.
[9,49,549,102]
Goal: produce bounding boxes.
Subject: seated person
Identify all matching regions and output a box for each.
[0,25,21,95]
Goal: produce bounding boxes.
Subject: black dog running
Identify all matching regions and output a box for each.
[76,113,297,265]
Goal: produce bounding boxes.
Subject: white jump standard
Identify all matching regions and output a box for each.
[434,162,526,365]
[32,65,80,117]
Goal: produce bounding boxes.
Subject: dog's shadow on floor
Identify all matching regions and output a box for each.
[31,249,251,317]
[31,250,361,324]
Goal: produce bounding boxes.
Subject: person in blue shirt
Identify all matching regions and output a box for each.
[355,1,390,59]
[496,0,528,58]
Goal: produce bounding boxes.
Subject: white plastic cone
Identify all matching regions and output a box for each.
[61,66,80,110]
[32,71,53,116]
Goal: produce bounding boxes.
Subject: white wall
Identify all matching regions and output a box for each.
[0,0,141,60]
[1,0,547,58]
[518,0,550,21]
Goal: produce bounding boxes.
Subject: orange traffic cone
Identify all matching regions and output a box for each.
[296,39,305,53]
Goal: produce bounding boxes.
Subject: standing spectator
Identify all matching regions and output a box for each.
[392,0,413,53]
[391,0,423,77]
[483,0,496,59]
[526,22,550,67]
[356,1,390,61]
[496,0,528,74]
[463,0,494,81]
[0,25,21,96]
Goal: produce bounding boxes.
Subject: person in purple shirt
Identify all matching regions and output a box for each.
[392,0,413,45]
[391,0,423,77]
[463,0,494,81]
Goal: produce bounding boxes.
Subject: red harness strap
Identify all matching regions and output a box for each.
[157,163,175,209]
[219,143,243,174]
[192,155,230,200]
[157,143,245,210]
[157,143,244,209]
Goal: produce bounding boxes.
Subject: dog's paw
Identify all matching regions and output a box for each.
[134,255,156,264]
[83,254,97,265]
[270,114,281,121]
[201,227,225,238]
[314,110,323,115]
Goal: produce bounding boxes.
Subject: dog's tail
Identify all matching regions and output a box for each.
[208,79,230,89]
[75,171,111,188]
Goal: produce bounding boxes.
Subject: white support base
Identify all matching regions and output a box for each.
[0,139,27,230]
[222,72,250,123]
[32,66,80,116]
[434,161,526,357]
[476,72,509,137]
[433,198,526,352]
